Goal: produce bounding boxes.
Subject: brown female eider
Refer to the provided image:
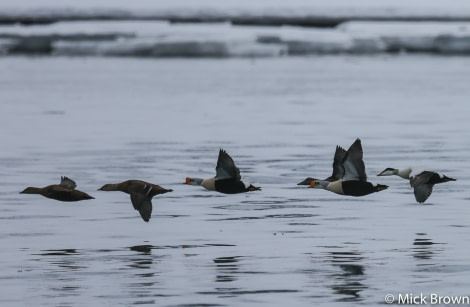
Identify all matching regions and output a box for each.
[98,180,173,222]
[20,176,94,202]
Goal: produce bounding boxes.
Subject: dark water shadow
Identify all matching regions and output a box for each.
[126,241,238,298]
[125,245,158,305]
[308,246,368,302]
[198,289,299,296]
[33,249,85,270]
[412,233,445,268]
[213,256,241,283]
[199,255,299,298]
[31,245,242,304]
[29,249,86,299]
[129,244,236,251]
[328,250,367,302]
[207,213,318,222]
[36,249,80,256]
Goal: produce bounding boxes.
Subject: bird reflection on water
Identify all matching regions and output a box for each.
[412,233,444,265]
[327,250,367,302]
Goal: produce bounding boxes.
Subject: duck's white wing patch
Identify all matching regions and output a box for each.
[215,149,241,180]
[413,184,434,203]
[341,139,367,181]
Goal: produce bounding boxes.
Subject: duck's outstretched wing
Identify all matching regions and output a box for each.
[130,193,152,222]
[329,145,347,181]
[341,139,367,181]
[410,171,434,187]
[409,171,437,203]
[413,184,434,203]
[215,149,241,181]
[59,176,77,190]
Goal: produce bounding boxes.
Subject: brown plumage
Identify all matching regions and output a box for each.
[20,176,94,202]
[98,180,173,222]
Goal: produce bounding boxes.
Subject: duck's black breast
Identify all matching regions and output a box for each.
[215,178,248,194]
[341,181,376,196]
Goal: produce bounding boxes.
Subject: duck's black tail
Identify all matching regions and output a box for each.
[442,175,456,183]
[247,184,261,192]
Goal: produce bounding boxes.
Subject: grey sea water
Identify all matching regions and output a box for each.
[0,55,469,306]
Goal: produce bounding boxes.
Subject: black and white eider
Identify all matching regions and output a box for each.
[377,167,456,203]
[300,139,388,196]
[184,149,261,194]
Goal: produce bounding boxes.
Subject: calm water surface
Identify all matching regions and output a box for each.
[0,55,469,306]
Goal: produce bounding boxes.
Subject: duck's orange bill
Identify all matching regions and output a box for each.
[184,177,191,184]
[308,180,316,188]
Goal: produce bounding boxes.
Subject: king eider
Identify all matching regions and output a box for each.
[20,176,94,202]
[301,139,388,196]
[184,149,261,194]
[98,180,173,222]
[377,167,456,203]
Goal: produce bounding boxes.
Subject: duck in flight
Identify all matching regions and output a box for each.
[20,176,94,202]
[377,167,456,203]
[299,139,388,196]
[98,180,173,222]
[184,149,261,194]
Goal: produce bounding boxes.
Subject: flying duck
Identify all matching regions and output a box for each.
[300,139,388,196]
[98,180,173,222]
[20,176,94,202]
[298,145,346,186]
[184,149,261,194]
[377,167,456,203]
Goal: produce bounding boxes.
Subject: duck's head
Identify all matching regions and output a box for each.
[98,183,118,191]
[307,179,329,189]
[297,177,317,186]
[377,168,398,176]
[20,187,37,194]
[184,177,203,186]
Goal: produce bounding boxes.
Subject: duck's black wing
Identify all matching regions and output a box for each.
[412,184,434,203]
[130,193,153,222]
[215,149,241,181]
[341,139,367,182]
[327,145,347,181]
[410,171,436,203]
[410,171,435,188]
[59,176,77,190]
